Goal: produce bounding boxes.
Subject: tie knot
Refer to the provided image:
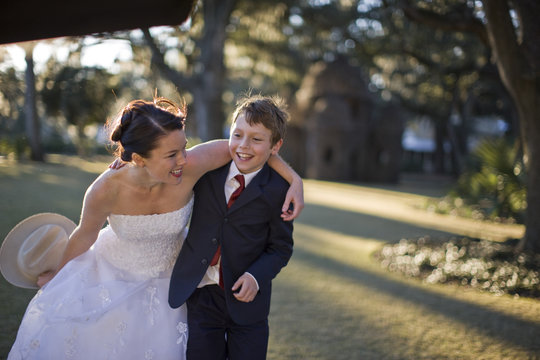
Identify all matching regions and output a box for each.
[234,174,245,189]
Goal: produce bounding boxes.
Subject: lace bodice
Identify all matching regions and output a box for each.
[94,196,193,278]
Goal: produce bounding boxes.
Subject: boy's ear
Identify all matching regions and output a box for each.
[270,139,283,155]
[132,153,146,167]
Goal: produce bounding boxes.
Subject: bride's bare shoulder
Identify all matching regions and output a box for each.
[86,167,126,200]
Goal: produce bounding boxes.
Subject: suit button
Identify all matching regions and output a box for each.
[211,238,218,245]
[201,259,208,265]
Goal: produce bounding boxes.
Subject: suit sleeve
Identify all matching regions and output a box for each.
[245,185,294,288]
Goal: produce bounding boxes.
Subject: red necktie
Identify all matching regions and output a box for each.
[227,174,245,209]
[210,174,245,288]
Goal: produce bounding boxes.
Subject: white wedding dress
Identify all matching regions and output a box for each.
[8,197,193,360]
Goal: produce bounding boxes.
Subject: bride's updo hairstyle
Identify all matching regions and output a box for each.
[107,97,186,162]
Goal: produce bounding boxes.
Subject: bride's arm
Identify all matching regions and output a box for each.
[183,139,231,180]
[267,154,304,221]
[187,139,304,220]
[38,174,111,287]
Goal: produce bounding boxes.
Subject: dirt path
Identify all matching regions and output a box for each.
[267,178,538,360]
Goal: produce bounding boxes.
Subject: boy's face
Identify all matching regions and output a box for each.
[229,113,283,174]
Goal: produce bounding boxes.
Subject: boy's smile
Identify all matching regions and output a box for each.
[229,113,282,174]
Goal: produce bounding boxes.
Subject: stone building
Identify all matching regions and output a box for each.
[282,58,403,183]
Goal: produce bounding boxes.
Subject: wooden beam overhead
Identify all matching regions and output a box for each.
[0,0,195,45]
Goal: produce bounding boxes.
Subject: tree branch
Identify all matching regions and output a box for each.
[398,0,489,45]
[513,0,540,75]
[400,47,479,75]
[142,28,192,88]
[482,0,526,94]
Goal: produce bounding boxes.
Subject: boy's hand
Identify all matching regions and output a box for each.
[109,158,126,170]
[281,176,304,221]
[232,273,258,302]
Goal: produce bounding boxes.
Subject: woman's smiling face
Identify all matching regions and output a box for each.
[142,129,188,184]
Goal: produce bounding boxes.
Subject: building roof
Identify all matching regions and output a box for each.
[0,0,195,45]
[296,58,373,105]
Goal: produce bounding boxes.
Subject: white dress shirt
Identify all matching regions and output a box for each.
[197,162,261,289]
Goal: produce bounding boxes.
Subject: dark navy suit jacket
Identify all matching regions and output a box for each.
[168,161,294,325]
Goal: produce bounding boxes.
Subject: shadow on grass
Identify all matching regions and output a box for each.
[299,203,457,243]
[292,245,540,354]
[270,274,395,360]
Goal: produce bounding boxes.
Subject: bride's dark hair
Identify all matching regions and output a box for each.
[107,97,186,161]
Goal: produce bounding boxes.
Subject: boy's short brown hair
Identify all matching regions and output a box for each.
[232,95,289,146]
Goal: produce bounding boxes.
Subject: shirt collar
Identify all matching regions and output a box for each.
[227,161,261,187]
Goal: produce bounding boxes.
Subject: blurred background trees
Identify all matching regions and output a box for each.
[0,0,537,252]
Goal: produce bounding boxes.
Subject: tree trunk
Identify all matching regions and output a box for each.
[482,0,540,253]
[190,0,236,140]
[434,118,446,173]
[76,121,89,157]
[144,0,236,141]
[24,45,44,162]
[523,113,540,252]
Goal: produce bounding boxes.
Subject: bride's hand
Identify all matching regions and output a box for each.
[37,270,55,288]
[109,158,126,170]
[281,175,304,221]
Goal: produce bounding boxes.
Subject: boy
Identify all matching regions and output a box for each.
[169,95,294,360]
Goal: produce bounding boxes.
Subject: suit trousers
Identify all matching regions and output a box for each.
[186,285,269,360]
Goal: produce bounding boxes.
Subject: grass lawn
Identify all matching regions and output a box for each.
[0,154,112,358]
[1,155,539,359]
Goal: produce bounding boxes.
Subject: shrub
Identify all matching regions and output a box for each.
[425,138,526,224]
[375,236,540,298]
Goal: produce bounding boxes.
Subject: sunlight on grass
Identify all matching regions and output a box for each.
[269,223,540,359]
[47,153,114,174]
[0,160,35,176]
[293,222,540,322]
[295,223,382,259]
[304,179,524,242]
[272,260,532,359]
[37,172,67,185]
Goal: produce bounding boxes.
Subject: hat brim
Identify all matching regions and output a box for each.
[0,213,77,289]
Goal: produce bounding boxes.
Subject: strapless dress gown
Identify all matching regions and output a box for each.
[8,197,193,360]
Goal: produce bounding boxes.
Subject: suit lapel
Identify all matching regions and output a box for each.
[228,163,270,212]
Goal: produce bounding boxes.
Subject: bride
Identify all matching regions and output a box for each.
[6,97,303,359]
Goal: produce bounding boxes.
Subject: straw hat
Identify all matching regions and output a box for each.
[0,213,76,289]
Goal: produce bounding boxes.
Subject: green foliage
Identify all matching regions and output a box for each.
[0,136,27,158]
[424,138,526,223]
[453,138,526,222]
[41,65,119,156]
[0,67,25,144]
[42,134,77,154]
